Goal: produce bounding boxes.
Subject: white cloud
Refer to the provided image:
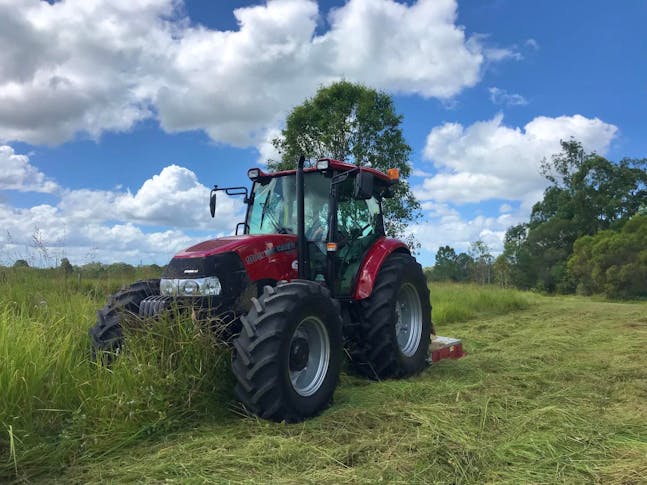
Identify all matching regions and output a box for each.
[411,113,618,256]
[418,113,618,204]
[488,87,528,106]
[0,145,58,192]
[0,0,174,145]
[483,47,522,62]
[412,168,434,177]
[406,211,517,256]
[321,0,483,98]
[56,165,242,230]
[0,0,502,149]
[0,147,244,266]
[256,127,283,165]
[525,38,539,50]
[0,205,198,266]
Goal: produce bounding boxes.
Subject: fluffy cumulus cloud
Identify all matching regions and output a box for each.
[412,114,618,254]
[0,0,498,147]
[0,0,175,145]
[55,165,240,230]
[0,145,58,192]
[0,148,242,266]
[418,113,618,205]
[408,203,514,255]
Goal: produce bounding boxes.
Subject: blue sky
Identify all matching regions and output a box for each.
[1,0,645,267]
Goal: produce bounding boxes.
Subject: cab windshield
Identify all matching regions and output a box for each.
[247,172,329,241]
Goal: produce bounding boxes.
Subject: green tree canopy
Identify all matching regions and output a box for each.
[568,214,647,298]
[429,245,474,282]
[504,140,647,292]
[269,81,420,245]
[13,259,29,268]
[60,257,73,274]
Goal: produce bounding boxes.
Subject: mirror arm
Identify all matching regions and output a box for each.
[331,167,358,186]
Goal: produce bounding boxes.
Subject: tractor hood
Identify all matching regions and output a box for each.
[167,234,299,283]
[173,234,297,260]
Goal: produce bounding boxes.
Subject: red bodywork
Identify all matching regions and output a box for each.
[352,237,409,299]
[174,234,300,283]
[430,336,465,362]
[174,234,408,300]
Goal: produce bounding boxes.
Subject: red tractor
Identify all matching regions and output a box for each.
[90,156,451,422]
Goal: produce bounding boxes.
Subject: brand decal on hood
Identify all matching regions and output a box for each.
[244,241,296,265]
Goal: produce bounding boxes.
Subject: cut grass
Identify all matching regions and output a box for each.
[1,270,645,483]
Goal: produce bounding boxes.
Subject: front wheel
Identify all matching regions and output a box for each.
[231,280,343,422]
[350,252,432,379]
[89,279,160,361]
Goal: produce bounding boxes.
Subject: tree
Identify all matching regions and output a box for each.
[13,259,29,268]
[431,245,457,281]
[60,257,73,274]
[430,245,473,282]
[269,81,420,245]
[505,139,647,292]
[500,223,534,289]
[568,214,647,298]
[468,240,493,284]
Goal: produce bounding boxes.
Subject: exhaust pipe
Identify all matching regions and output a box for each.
[296,155,310,280]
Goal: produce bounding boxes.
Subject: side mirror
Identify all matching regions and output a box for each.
[209,189,217,218]
[353,171,373,200]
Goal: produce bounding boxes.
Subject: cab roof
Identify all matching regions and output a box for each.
[255,158,393,184]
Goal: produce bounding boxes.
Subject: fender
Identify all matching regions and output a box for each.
[353,237,410,300]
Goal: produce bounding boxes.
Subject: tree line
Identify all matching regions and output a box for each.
[429,140,647,298]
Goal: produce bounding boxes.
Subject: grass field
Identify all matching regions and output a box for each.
[1,269,645,483]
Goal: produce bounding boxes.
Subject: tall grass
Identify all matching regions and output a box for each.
[0,269,232,481]
[430,282,535,325]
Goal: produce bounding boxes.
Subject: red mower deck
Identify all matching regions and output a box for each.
[430,335,465,363]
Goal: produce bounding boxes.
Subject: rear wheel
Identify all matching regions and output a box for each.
[232,280,343,422]
[350,253,432,379]
[89,279,160,361]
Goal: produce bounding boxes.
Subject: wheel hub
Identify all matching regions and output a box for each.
[288,316,331,397]
[395,283,423,357]
[289,337,310,371]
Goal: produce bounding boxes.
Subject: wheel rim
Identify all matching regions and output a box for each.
[395,283,423,357]
[289,316,330,397]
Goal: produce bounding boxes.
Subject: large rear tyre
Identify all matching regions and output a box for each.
[232,280,343,422]
[89,279,160,360]
[350,253,432,379]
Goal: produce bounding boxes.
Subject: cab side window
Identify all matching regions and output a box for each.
[335,177,381,295]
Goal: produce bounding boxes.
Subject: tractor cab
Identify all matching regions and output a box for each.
[211,158,398,297]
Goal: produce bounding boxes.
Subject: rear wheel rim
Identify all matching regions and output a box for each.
[395,283,423,357]
[289,316,330,397]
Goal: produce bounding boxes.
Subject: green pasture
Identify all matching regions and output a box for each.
[1,269,645,483]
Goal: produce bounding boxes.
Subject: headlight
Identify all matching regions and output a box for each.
[160,276,222,297]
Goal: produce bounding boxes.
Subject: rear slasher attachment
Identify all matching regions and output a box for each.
[429,335,465,363]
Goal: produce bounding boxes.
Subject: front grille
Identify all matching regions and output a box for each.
[139,295,174,317]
